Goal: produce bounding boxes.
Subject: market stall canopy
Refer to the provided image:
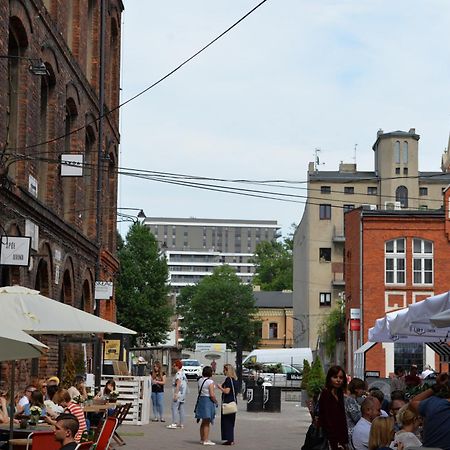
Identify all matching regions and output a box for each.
[0,322,47,361]
[0,286,136,335]
[368,291,450,343]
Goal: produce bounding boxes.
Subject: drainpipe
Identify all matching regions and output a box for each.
[359,211,364,346]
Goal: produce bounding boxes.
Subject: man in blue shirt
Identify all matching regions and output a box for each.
[409,373,450,450]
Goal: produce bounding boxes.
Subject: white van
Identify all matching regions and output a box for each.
[242,348,313,371]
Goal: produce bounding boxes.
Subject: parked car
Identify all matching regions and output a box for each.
[243,362,302,387]
[181,359,202,379]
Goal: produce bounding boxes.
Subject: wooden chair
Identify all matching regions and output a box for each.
[94,417,118,450]
[25,431,59,450]
[75,441,95,449]
[112,402,132,446]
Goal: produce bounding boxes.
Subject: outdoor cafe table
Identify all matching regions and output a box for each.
[83,402,119,413]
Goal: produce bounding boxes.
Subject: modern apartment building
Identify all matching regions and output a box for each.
[143,217,279,291]
[293,128,450,352]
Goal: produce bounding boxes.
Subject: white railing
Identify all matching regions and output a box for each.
[101,375,151,425]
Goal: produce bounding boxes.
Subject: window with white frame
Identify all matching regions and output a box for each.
[385,238,405,284]
[413,239,433,285]
[319,292,331,306]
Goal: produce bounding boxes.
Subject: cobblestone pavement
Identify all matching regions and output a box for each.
[113,378,311,450]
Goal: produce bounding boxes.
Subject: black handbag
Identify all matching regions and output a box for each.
[301,423,329,450]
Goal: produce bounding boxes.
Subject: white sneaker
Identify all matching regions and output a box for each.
[203,441,216,446]
[166,424,178,429]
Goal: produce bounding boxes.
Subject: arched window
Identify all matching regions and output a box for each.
[402,141,408,164]
[412,239,433,285]
[385,238,405,284]
[83,124,96,237]
[7,17,29,181]
[394,141,400,164]
[62,98,78,221]
[396,186,408,208]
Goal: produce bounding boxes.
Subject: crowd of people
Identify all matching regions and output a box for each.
[0,374,119,448]
[308,364,450,450]
[150,359,239,446]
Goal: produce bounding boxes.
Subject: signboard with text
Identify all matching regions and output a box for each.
[195,343,227,352]
[95,281,114,299]
[0,236,31,266]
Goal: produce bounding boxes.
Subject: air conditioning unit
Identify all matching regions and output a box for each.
[385,201,402,210]
[362,204,377,210]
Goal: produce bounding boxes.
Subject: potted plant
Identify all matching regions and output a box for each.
[300,359,311,406]
[306,357,325,400]
[29,405,42,425]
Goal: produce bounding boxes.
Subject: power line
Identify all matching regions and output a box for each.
[4,0,269,154]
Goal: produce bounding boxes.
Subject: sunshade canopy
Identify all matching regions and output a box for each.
[368,291,450,343]
[0,285,136,335]
[0,322,47,361]
[430,309,450,329]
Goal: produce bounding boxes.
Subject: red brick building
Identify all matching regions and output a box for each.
[344,188,450,378]
[0,0,123,384]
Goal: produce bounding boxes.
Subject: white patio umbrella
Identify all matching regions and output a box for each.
[0,323,47,361]
[0,285,136,335]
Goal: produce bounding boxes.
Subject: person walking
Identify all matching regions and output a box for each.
[216,364,239,446]
[318,365,349,450]
[345,378,366,440]
[151,361,166,422]
[167,359,187,429]
[195,366,218,446]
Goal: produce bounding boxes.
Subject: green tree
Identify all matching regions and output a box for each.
[252,237,293,291]
[116,223,172,345]
[319,300,345,358]
[178,265,260,351]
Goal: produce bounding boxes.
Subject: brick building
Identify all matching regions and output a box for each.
[344,187,450,377]
[0,0,123,383]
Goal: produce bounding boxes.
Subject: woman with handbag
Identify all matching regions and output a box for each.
[318,365,349,450]
[216,364,239,446]
[194,366,218,445]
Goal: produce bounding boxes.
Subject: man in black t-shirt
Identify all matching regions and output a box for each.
[54,413,79,450]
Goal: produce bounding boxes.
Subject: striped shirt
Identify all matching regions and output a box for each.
[65,402,87,442]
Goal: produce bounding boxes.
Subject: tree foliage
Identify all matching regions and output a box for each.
[252,236,293,291]
[319,300,345,358]
[306,357,325,398]
[116,223,172,346]
[177,265,260,351]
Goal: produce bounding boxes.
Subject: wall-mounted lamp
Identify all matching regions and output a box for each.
[0,55,49,76]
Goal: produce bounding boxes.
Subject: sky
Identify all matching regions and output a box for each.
[118,1,450,236]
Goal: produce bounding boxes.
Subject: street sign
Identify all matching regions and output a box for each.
[95,281,113,299]
[0,236,31,266]
[61,154,84,176]
[195,343,226,352]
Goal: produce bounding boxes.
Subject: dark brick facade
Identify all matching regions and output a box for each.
[344,190,450,377]
[0,0,123,385]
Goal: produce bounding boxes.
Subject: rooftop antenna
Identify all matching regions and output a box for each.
[314,148,325,171]
[353,144,358,164]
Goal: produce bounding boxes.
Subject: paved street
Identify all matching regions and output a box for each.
[116,378,311,449]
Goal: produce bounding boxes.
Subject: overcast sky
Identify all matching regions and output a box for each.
[118,1,450,236]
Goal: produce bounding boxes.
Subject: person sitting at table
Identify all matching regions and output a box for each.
[95,379,116,400]
[67,376,87,402]
[37,379,48,400]
[49,390,87,443]
[45,385,64,419]
[16,385,36,415]
[0,391,16,425]
[23,390,47,417]
[54,413,79,450]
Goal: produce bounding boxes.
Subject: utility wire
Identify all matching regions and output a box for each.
[5,0,269,153]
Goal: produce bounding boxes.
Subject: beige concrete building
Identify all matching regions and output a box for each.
[293,128,450,351]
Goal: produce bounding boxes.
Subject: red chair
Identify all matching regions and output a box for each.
[75,442,94,449]
[25,431,60,450]
[95,417,118,450]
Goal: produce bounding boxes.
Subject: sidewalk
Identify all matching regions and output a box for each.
[115,380,311,449]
